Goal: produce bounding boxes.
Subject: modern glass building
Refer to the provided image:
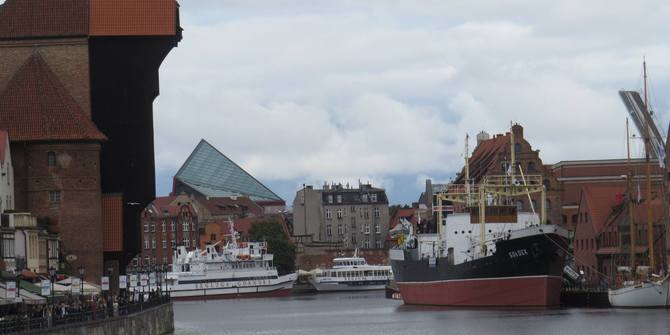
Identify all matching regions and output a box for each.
[173,140,282,202]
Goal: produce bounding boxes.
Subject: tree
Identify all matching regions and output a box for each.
[249,220,296,275]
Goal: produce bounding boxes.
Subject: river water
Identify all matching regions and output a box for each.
[174,291,670,335]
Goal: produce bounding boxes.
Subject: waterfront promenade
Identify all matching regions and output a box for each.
[0,295,171,334]
[174,291,670,335]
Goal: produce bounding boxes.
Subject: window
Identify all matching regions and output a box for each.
[144,239,149,250]
[183,238,190,247]
[151,224,155,232]
[365,223,370,234]
[163,257,168,264]
[374,207,380,218]
[326,209,332,220]
[375,240,382,249]
[351,233,357,244]
[210,234,216,241]
[514,143,522,153]
[337,224,343,235]
[337,195,342,203]
[371,194,377,202]
[171,240,176,248]
[47,151,56,167]
[516,200,523,211]
[362,194,368,202]
[48,191,61,203]
[191,222,196,231]
[545,199,552,210]
[364,238,370,249]
[193,240,197,248]
[337,209,343,219]
[161,222,166,232]
[571,214,577,223]
[171,220,176,232]
[363,209,369,219]
[143,224,149,232]
[183,222,189,231]
[144,256,150,265]
[326,225,332,236]
[151,238,156,249]
[328,195,333,203]
[162,240,167,249]
[375,223,380,234]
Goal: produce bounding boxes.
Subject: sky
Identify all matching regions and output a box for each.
[153,0,670,206]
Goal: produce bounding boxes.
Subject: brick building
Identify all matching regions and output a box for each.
[0,0,181,280]
[293,183,390,249]
[136,194,198,267]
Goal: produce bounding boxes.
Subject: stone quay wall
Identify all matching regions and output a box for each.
[27,302,174,335]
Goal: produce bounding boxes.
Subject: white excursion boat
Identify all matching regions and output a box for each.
[608,272,670,307]
[145,220,297,300]
[308,250,393,291]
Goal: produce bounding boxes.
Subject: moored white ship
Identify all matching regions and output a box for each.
[308,250,392,291]
[137,220,297,300]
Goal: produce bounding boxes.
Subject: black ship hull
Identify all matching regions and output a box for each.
[390,226,569,307]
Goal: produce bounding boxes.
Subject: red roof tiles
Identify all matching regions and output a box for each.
[88,0,176,36]
[580,186,625,233]
[455,134,509,184]
[0,53,106,142]
[0,0,177,39]
[0,0,89,39]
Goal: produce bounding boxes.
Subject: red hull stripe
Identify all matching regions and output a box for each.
[398,276,562,307]
[171,288,292,301]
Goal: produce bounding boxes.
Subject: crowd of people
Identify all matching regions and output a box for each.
[0,290,168,331]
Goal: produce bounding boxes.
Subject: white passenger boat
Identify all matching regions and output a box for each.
[308,250,392,291]
[137,220,297,300]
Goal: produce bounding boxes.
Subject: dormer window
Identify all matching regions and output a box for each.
[47,151,56,167]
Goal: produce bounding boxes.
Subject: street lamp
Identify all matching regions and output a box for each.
[48,266,56,304]
[78,265,85,297]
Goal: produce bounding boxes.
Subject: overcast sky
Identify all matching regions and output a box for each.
[153,0,670,206]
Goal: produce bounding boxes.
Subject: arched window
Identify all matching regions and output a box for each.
[47,151,56,167]
[516,200,524,211]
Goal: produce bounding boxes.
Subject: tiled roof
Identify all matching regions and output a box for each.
[0,0,89,39]
[454,134,509,184]
[174,140,282,202]
[89,0,176,36]
[0,130,8,164]
[101,194,123,252]
[0,53,106,142]
[200,197,264,217]
[0,0,178,39]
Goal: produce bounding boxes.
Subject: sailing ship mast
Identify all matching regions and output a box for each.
[626,118,636,270]
[642,59,655,271]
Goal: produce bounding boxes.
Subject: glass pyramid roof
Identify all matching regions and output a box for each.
[174,140,282,202]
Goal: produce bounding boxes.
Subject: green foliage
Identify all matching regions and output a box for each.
[249,220,296,275]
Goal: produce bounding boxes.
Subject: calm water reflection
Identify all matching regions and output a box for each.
[174,291,670,335]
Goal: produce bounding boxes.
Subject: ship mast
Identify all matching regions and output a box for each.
[626,118,635,270]
[643,59,655,271]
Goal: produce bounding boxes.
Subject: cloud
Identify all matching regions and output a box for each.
[154,1,670,203]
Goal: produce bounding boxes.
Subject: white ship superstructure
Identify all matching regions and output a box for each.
[141,220,297,300]
[309,250,392,291]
